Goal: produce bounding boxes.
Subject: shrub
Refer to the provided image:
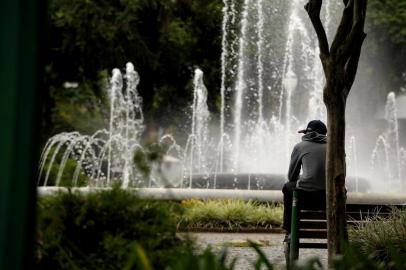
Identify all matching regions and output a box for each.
[36,187,193,269]
[349,208,406,268]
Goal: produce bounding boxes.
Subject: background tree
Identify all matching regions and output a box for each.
[41,0,223,144]
[304,0,367,266]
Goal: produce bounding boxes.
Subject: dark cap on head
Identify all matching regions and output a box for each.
[298,120,327,135]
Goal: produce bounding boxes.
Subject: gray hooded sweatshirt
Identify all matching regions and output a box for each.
[288,131,327,191]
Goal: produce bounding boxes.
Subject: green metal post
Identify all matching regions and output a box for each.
[0,0,40,269]
[289,189,299,263]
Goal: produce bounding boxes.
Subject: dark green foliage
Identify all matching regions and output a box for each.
[40,157,89,187]
[36,190,406,269]
[128,240,406,270]
[363,0,406,92]
[167,248,237,270]
[43,0,223,144]
[249,241,274,270]
[333,242,406,270]
[368,0,406,48]
[35,188,192,269]
[48,73,108,135]
[133,143,165,178]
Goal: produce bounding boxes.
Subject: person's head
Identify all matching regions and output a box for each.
[298,120,327,135]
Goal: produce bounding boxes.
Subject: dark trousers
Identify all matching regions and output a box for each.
[282,182,326,233]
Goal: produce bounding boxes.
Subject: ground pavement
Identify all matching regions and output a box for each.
[190,232,327,270]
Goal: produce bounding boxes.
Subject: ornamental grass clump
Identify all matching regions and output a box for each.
[178,199,283,231]
[349,208,406,267]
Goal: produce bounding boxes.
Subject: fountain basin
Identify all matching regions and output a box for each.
[188,173,370,192]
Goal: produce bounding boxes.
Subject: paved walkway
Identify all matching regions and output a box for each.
[189,232,327,269]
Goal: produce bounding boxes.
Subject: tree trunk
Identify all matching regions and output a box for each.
[324,82,348,261]
[304,0,367,266]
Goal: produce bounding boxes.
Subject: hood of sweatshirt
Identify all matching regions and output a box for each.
[302,131,327,143]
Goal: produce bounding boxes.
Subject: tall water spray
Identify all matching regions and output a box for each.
[233,0,251,172]
[191,69,210,173]
[219,0,237,173]
[385,92,402,183]
[370,92,404,191]
[219,0,332,174]
[182,69,211,187]
[256,0,265,122]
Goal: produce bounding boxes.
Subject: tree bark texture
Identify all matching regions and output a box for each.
[304,0,367,266]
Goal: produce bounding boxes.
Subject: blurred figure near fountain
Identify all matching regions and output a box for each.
[282,120,327,238]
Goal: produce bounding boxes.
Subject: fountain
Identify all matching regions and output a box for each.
[39,63,145,188]
[38,1,405,194]
[370,92,405,191]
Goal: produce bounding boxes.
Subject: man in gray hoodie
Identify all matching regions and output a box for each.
[282,120,327,236]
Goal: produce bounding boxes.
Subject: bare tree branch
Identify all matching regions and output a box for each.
[344,32,366,93]
[330,0,354,56]
[354,0,367,23]
[339,0,367,69]
[305,0,330,59]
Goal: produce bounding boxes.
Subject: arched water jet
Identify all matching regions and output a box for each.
[370,136,392,191]
[39,63,145,188]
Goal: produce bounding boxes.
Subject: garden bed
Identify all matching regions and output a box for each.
[176,199,283,232]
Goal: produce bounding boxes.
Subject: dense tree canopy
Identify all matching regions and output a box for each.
[42,0,222,143]
[365,0,406,90]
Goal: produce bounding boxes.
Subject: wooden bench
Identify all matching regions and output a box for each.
[284,189,403,268]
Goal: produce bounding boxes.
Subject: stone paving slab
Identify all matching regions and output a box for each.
[189,232,327,270]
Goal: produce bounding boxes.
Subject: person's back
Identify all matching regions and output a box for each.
[288,131,326,191]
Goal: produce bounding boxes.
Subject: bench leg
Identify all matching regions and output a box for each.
[289,190,299,266]
[284,241,290,269]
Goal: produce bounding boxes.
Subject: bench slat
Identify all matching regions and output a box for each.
[300,211,326,219]
[299,220,373,230]
[299,229,327,239]
[299,220,326,229]
[300,211,390,221]
[299,242,327,249]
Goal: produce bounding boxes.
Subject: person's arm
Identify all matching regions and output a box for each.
[288,146,301,182]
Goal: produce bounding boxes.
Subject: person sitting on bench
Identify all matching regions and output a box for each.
[282,120,327,241]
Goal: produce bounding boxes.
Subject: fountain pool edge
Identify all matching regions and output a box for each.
[37,187,406,205]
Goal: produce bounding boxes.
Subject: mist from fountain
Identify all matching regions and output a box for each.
[370,92,405,191]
